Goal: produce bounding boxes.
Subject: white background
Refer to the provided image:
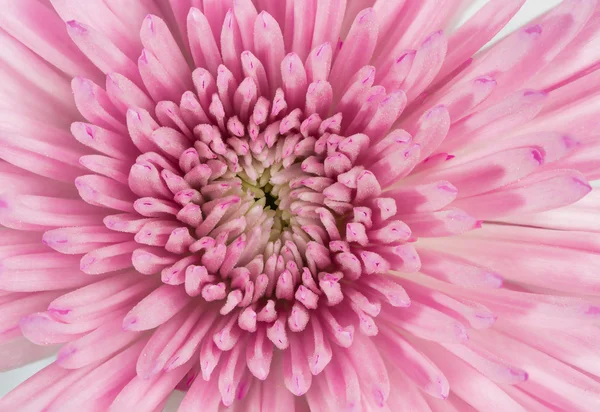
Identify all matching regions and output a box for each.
[0,0,564,409]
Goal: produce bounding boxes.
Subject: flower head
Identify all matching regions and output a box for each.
[1,0,600,410]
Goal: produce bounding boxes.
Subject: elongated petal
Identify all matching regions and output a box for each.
[123,285,191,331]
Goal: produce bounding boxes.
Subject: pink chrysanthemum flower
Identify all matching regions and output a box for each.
[2,0,600,410]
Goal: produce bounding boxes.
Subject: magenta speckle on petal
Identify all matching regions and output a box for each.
[586,306,600,316]
[66,20,87,33]
[525,24,542,35]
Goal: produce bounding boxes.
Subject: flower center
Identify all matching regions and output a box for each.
[257,181,278,211]
[119,73,350,317]
[240,166,290,237]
